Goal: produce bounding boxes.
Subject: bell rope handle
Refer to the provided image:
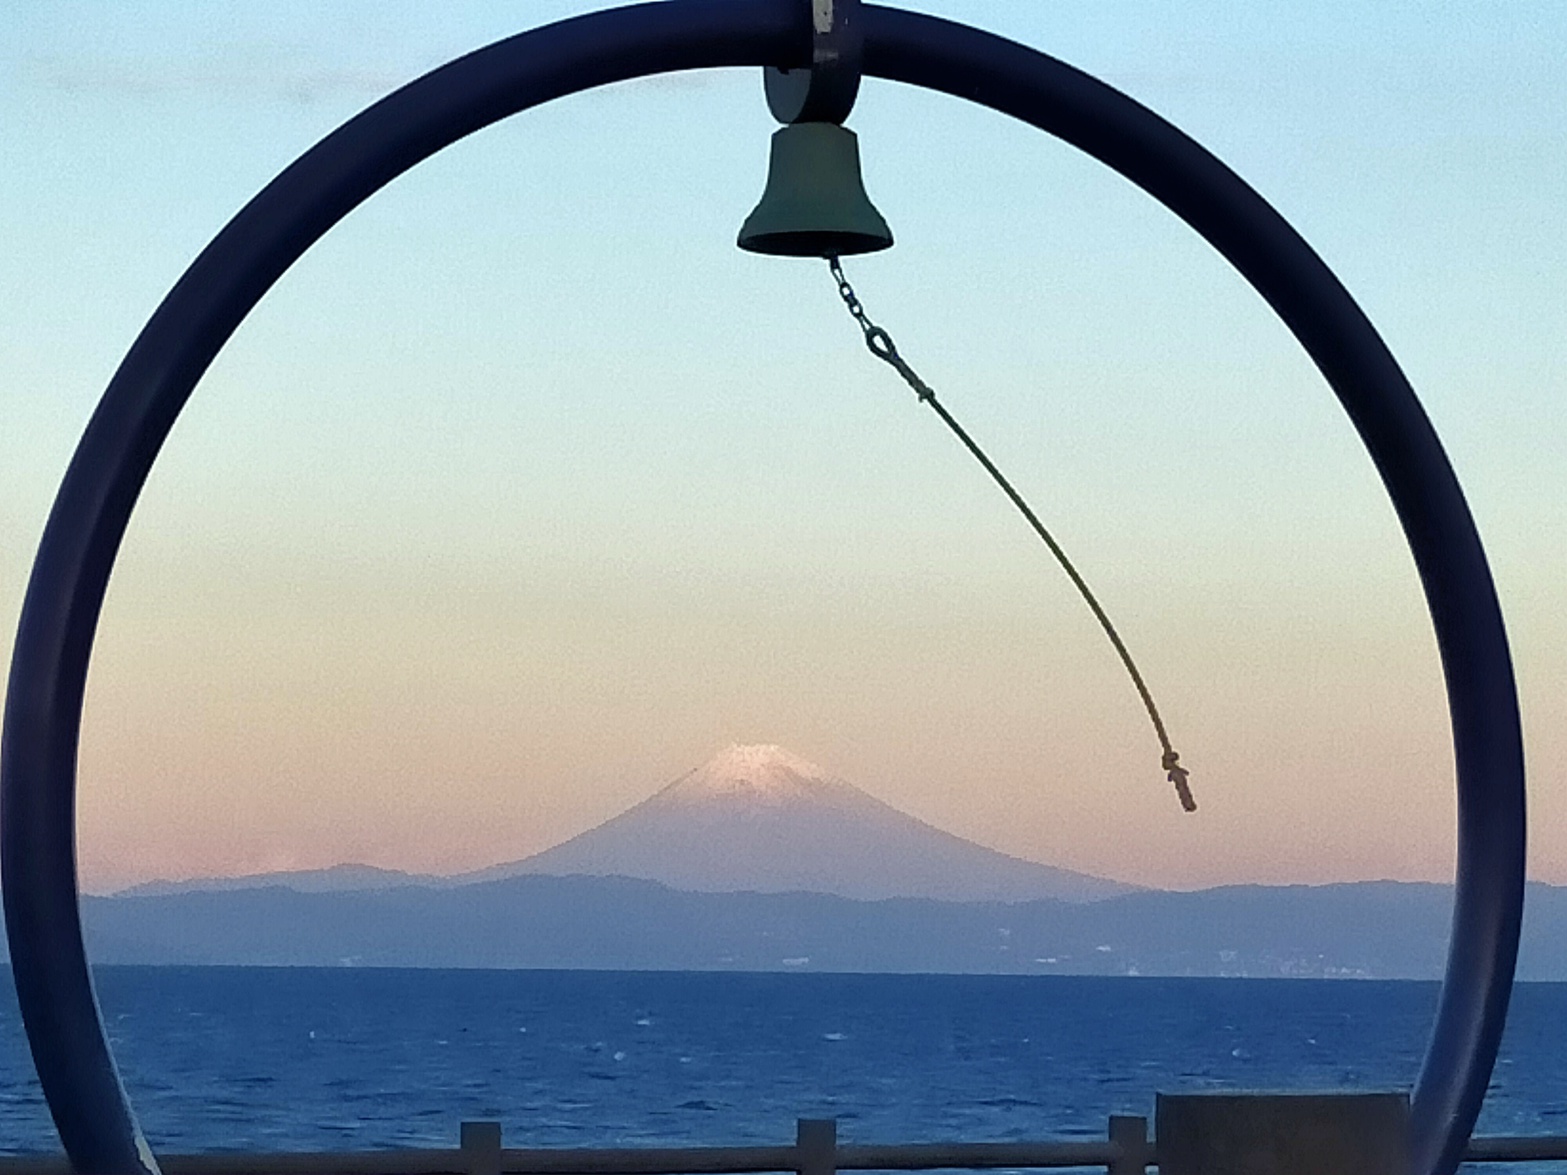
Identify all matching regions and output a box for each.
[829,256,1196,813]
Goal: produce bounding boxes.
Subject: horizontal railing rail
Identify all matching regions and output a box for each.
[1466,1137,1567,1163]
[3,1117,1566,1175]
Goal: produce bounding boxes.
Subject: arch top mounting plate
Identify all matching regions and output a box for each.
[765,0,862,125]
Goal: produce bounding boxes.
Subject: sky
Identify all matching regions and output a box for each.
[2,1,1564,895]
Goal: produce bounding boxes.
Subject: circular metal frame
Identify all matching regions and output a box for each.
[1,4,1525,1175]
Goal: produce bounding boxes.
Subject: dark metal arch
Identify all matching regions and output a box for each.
[1,4,1524,1175]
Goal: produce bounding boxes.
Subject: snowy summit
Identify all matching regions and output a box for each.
[658,743,841,806]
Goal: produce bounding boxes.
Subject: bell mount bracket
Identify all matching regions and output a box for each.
[764,0,862,125]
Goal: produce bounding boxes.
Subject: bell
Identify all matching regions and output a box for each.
[737,122,893,257]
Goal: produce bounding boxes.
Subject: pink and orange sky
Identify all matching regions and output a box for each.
[3,1,1564,894]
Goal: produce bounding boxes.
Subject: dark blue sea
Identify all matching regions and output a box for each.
[3,970,1566,1163]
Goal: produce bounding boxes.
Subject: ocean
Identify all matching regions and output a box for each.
[2,969,1565,1163]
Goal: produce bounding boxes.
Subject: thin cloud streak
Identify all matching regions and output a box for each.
[21,51,416,105]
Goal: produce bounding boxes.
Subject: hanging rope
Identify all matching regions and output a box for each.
[828,256,1195,813]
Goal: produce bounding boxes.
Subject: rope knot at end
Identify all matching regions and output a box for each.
[1163,750,1197,813]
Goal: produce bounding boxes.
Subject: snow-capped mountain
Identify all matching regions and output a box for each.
[482,744,1135,903]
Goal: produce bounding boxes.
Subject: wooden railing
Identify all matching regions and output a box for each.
[3,1117,1566,1174]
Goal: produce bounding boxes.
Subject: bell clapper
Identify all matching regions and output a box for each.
[825,257,1196,814]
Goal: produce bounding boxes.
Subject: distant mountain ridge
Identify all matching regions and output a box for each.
[115,864,426,898]
[55,877,1567,979]
[117,745,1136,904]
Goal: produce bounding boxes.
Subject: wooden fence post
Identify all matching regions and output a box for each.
[1108,1114,1150,1175]
[797,1118,838,1175]
[461,1120,503,1175]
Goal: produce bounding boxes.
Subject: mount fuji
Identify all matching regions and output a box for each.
[482,744,1135,903]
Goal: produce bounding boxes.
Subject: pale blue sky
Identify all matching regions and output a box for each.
[2,2,1564,891]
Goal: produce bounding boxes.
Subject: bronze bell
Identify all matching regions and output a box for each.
[737,122,893,257]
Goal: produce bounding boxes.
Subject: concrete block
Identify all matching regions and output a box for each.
[1156,1091,1410,1175]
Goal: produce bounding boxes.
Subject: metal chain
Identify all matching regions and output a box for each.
[830,259,935,402]
[827,256,1195,813]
